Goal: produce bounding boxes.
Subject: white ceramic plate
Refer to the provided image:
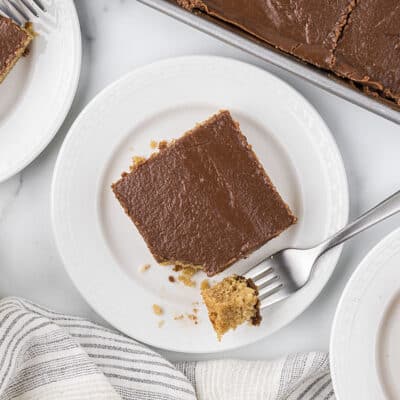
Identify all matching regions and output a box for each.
[331,228,400,399]
[0,0,81,182]
[52,56,348,353]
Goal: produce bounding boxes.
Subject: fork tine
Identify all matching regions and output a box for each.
[0,5,9,17]
[31,0,46,12]
[244,261,274,281]
[19,0,39,17]
[258,282,284,300]
[0,3,22,24]
[5,0,29,21]
[255,274,279,290]
[248,267,275,283]
[259,286,292,309]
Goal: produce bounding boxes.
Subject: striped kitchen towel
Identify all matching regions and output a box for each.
[0,297,334,400]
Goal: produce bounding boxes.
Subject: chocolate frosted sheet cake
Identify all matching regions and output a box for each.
[333,0,400,105]
[176,0,400,108]
[177,0,356,68]
[112,110,296,277]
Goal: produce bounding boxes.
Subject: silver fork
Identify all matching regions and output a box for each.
[0,0,46,25]
[245,189,400,309]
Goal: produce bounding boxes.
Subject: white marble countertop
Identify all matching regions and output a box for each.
[1,0,400,362]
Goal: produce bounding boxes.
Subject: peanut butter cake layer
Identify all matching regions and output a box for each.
[112,110,296,277]
[333,0,400,105]
[0,16,33,84]
[177,0,356,68]
[201,275,261,340]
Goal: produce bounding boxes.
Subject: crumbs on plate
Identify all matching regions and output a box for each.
[152,304,163,316]
[139,264,151,273]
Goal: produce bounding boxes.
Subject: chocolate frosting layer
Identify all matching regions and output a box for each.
[333,0,400,104]
[177,0,400,108]
[178,0,355,68]
[0,16,30,73]
[112,111,296,276]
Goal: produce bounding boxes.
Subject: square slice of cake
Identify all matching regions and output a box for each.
[0,16,33,84]
[201,275,261,340]
[112,110,296,277]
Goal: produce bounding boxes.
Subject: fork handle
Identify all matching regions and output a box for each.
[318,189,400,254]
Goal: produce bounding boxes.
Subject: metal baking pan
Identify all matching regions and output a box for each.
[138,0,400,125]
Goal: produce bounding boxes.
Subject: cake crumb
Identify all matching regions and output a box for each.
[178,266,197,287]
[150,140,158,149]
[173,312,199,324]
[168,275,175,283]
[152,304,163,316]
[158,320,165,328]
[130,156,146,170]
[139,264,151,273]
[200,280,210,290]
[158,140,168,150]
[187,313,198,324]
[173,265,183,272]
[193,308,198,314]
